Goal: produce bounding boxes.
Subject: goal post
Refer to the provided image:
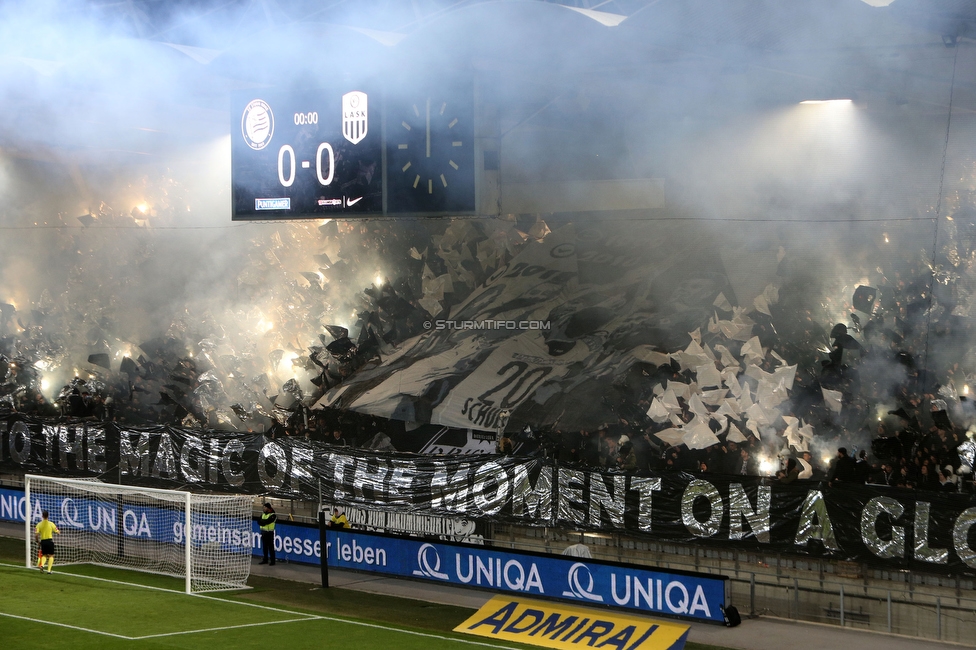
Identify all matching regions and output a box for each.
[25,474,254,593]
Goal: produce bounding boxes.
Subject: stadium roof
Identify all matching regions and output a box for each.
[0,0,973,162]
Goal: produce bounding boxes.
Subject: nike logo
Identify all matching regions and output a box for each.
[346,197,363,207]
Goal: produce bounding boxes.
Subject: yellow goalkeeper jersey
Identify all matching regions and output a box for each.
[35,520,59,540]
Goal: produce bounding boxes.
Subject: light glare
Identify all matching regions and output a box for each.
[799,99,853,105]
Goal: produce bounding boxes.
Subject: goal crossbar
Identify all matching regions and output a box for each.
[28,474,209,497]
[25,474,254,594]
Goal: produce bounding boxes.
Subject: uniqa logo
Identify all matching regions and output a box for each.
[412,543,449,580]
[60,497,86,529]
[455,555,545,592]
[561,562,604,602]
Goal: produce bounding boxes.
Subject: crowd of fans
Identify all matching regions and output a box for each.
[4,206,976,501]
[6,330,976,500]
[523,411,976,494]
[5,350,976,496]
[0,363,393,448]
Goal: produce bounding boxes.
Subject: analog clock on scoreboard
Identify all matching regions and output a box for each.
[232,87,382,220]
[386,84,476,214]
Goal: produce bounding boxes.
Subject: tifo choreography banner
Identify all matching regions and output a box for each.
[313,222,737,434]
[3,416,976,576]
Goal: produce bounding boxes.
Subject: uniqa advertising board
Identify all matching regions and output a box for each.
[323,528,728,623]
[0,486,317,562]
[0,487,727,623]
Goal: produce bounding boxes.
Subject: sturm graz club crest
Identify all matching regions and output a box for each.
[342,91,368,145]
[241,99,274,150]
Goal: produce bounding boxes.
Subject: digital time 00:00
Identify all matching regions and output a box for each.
[293,111,318,125]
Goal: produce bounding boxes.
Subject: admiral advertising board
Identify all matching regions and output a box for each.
[457,595,691,650]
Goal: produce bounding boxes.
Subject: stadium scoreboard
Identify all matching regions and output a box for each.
[231,84,476,220]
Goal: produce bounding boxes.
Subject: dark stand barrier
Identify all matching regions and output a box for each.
[318,509,329,589]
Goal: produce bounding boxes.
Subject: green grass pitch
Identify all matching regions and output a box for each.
[0,536,729,649]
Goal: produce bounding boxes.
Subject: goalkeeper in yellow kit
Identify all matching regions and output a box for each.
[35,511,60,574]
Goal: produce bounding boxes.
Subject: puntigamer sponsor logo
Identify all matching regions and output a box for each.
[255,197,291,210]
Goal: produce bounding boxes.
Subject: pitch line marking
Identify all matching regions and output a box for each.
[0,563,523,648]
[0,611,135,640]
[132,616,325,639]
[0,561,187,594]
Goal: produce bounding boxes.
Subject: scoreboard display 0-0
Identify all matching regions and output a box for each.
[232,83,477,220]
[232,87,383,219]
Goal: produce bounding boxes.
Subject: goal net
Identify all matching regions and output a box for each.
[25,475,254,593]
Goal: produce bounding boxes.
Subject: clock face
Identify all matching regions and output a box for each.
[387,89,476,214]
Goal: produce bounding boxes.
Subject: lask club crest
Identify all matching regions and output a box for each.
[342,91,368,145]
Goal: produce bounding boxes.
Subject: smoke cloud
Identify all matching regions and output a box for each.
[0,1,974,479]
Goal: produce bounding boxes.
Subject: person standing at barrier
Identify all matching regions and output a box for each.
[35,510,60,574]
[828,447,856,487]
[258,503,277,566]
[329,507,350,529]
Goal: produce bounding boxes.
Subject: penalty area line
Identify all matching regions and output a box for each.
[0,611,134,640]
[131,616,325,639]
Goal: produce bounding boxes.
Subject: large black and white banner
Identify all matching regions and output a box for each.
[3,415,976,576]
[314,222,738,432]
